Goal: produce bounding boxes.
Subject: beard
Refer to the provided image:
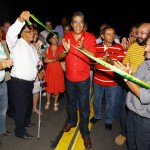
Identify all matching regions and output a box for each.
[136,37,148,46]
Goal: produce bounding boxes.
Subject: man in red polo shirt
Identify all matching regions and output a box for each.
[90,26,125,130]
[58,11,96,149]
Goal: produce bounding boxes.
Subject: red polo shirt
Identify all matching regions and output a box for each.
[58,31,97,82]
[94,42,125,86]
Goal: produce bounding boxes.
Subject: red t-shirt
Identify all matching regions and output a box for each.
[58,31,97,82]
[94,42,125,86]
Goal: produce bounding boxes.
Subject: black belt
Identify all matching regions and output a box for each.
[11,77,34,83]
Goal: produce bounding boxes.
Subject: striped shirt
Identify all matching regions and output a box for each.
[94,42,125,86]
[123,42,145,73]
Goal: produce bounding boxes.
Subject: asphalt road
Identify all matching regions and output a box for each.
[0,94,127,150]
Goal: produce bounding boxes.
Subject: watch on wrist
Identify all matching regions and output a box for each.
[63,51,67,54]
[124,78,128,82]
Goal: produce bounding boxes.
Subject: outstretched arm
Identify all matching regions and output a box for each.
[114,61,140,98]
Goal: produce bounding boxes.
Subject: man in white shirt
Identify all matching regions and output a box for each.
[6,11,41,140]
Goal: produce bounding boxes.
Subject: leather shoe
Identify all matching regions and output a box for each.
[90,117,101,124]
[82,136,92,149]
[16,133,33,140]
[63,123,76,132]
[25,123,36,127]
[2,130,12,136]
[105,123,112,130]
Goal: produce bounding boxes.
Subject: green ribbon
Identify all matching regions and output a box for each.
[27,14,60,37]
[71,45,150,89]
[27,14,150,89]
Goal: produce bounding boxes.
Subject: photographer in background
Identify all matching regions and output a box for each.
[6,11,43,140]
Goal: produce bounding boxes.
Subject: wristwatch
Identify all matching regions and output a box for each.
[124,78,128,82]
[63,51,68,54]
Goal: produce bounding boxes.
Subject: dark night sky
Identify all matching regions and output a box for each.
[1,0,150,37]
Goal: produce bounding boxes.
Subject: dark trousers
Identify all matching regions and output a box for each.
[127,110,150,150]
[7,79,15,118]
[120,86,129,136]
[66,77,90,137]
[11,77,33,136]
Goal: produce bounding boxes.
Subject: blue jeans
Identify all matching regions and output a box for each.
[66,77,90,137]
[89,70,93,101]
[0,81,8,134]
[126,110,150,150]
[93,83,118,124]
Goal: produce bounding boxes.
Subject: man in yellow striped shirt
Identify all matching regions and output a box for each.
[115,22,150,146]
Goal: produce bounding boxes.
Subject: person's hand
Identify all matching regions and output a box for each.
[126,37,135,48]
[101,52,114,65]
[0,58,13,70]
[121,37,127,49]
[102,52,109,61]
[114,61,132,74]
[77,37,84,50]
[121,37,135,50]
[18,11,30,23]
[53,56,58,63]
[62,38,70,54]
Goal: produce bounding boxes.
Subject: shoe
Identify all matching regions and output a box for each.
[90,117,101,124]
[105,123,112,130]
[2,130,12,136]
[63,123,76,132]
[26,123,36,127]
[16,133,33,140]
[115,134,126,145]
[44,102,50,110]
[82,136,92,149]
[54,103,59,112]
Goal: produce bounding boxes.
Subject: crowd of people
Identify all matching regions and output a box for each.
[0,10,150,150]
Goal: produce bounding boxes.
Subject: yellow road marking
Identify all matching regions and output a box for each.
[71,95,94,150]
[55,126,78,150]
[55,111,80,150]
[55,95,94,150]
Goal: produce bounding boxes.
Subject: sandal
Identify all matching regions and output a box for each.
[54,103,59,112]
[44,102,50,110]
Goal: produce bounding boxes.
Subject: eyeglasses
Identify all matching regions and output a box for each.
[72,21,84,24]
[23,30,33,34]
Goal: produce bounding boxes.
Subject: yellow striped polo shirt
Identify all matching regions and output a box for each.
[123,42,145,73]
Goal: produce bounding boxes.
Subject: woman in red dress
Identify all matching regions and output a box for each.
[44,31,65,111]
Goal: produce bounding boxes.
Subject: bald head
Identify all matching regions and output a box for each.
[139,22,150,33]
[136,22,150,46]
